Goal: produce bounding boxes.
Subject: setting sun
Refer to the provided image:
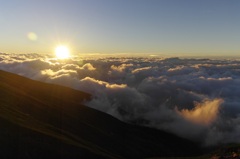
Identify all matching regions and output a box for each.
[55,45,70,59]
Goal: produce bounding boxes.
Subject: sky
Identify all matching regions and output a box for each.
[0,0,239,56]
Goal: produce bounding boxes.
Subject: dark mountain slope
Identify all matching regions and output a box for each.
[0,69,202,159]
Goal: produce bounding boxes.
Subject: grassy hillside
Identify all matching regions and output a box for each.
[0,69,203,159]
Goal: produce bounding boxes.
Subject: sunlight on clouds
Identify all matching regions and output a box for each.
[41,69,77,78]
[111,64,133,72]
[80,77,126,89]
[81,63,96,71]
[149,54,159,57]
[1,54,240,145]
[41,69,55,76]
[177,98,224,125]
[132,67,152,74]
[106,83,127,89]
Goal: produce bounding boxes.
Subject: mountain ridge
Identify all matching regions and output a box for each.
[0,69,202,158]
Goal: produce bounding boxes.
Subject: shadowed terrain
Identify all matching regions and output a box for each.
[0,69,203,159]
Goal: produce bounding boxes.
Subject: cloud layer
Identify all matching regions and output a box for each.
[1,53,240,145]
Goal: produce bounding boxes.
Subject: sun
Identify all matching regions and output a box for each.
[55,45,70,59]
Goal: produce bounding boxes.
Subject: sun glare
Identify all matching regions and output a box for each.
[55,45,70,59]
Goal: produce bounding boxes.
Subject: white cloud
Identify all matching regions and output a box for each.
[1,53,240,145]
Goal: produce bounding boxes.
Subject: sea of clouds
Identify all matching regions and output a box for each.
[1,53,240,146]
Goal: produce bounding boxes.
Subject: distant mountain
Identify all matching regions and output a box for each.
[0,69,202,159]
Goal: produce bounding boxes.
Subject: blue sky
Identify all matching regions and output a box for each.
[0,0,239,56]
